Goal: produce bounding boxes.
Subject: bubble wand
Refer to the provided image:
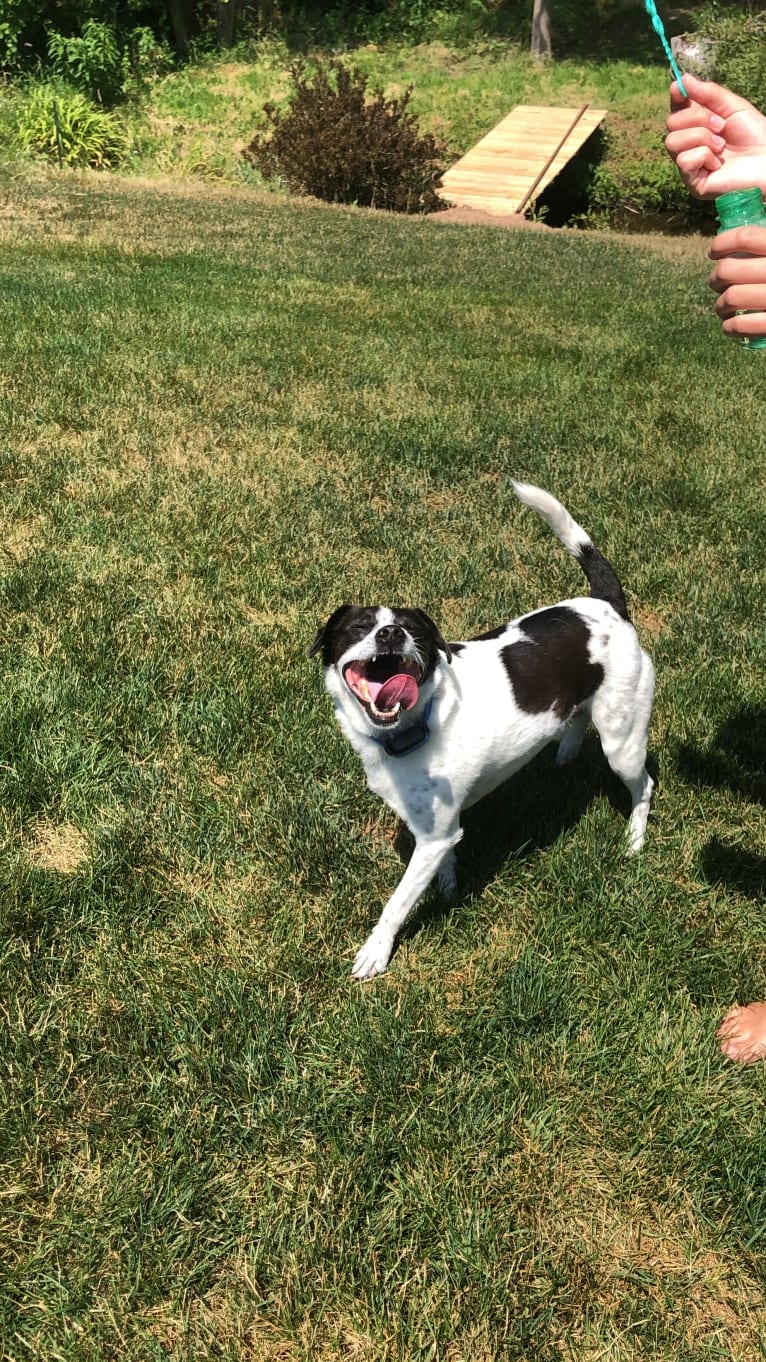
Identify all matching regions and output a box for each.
[643,0,687,98]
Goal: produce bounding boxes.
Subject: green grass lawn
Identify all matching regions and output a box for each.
[0,168,764,1360]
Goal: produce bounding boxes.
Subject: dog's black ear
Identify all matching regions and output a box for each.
[307,605,353,660]
[307,625,326,659]
[410,608,452,664]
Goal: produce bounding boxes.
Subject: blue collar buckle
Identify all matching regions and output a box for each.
[374,697,434,758]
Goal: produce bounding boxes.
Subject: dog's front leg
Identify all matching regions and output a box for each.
[351,827,463,980]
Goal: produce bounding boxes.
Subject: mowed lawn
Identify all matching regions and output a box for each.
[0,170,764,1361]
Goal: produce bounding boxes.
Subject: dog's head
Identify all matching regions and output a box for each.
[309,605,452,732]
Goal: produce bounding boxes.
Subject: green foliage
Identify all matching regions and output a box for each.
[47,20,171,106]
[243,58,445,213]
[356,0,505,43]
[14,84,130,168]
[690,4,766,112]
[47,20,123,104]
[274,0,516,46]
[0,18,729,219]
[589,137,693,221]
[0,0,45,69]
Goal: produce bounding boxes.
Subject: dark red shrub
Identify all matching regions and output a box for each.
[243,59,445,214]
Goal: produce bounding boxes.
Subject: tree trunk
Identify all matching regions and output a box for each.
[530,0,552,62]
[217,0,240,49]
[166,0,190,58]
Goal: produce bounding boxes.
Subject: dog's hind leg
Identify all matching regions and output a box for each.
[436,847,458,900]
[623,767,654,854]
[590,666,655,854]
[556,711,589,767]
[351,826,463,980]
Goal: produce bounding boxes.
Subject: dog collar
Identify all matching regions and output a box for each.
[373,697,434,758]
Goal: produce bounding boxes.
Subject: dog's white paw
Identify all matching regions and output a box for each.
[351,931,394,980]
[626,775,654,855]
[626,822,649,856]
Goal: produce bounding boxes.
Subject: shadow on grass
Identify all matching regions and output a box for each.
[677,703,766,901]
[398,735,660,946]
[701,840,766,900]
[677,704,766,807]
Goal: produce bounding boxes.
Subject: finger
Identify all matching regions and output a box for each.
[673,74,754,120]
[723,311,766,339]
[674,146,723,178]
[714,285,766,316]
[710,254,766,288]
[709,225,766,259]
[666,106,716,133]
[669,79,687,109]
[665,128,726,157]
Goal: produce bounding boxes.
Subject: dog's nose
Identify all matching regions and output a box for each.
[376,625,405,648]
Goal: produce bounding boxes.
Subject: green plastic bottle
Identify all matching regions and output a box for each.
[715,188,766,350]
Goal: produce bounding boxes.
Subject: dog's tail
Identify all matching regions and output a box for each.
[512,481,630,621]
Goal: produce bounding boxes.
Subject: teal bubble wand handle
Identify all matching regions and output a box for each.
[644,0,687,97]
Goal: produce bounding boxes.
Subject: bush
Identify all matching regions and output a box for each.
[589,140,681,215]
[48,20,123,105]
[689,6,766,113]
[14,84,130,168]
[47,20,171,106]
[243,59,445,214]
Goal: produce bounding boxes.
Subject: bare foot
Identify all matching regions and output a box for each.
[718,1001,766,1064]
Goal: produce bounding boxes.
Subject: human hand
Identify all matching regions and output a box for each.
[665,73,766,199]
[708,225,766,341]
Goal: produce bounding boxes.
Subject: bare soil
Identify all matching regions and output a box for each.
[431,205,552,230]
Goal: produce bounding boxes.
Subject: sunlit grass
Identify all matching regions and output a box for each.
[0,167,764,1360]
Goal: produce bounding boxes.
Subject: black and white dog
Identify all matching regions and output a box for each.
[310,483,655,979]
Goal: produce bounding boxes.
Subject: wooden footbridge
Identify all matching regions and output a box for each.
[437,104,607,217]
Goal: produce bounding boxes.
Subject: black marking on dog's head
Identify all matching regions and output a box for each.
[308,605,376,665]
[309,605,451,728]
[400,608,452,669]
[501,606,604,720]
[309,606,450,669]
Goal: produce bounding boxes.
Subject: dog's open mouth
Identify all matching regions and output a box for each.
[343,654,421,726]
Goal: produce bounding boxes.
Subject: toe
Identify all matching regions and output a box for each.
[717,1004,766,1064]
[351,935,391,980]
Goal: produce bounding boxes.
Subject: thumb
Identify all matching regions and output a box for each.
[678,74,756,119]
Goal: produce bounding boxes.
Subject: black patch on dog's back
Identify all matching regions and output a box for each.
[501,607,603,719]
[470,623,509,642]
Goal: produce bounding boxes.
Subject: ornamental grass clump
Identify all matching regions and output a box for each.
[15,85,129,169]
[243,59,445,214]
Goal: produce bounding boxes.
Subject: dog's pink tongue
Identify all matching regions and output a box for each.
[376,674,419,712]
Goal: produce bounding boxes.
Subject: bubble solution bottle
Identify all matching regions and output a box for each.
[715,188,766,350]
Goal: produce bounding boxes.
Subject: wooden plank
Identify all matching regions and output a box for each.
[437,105,607,215]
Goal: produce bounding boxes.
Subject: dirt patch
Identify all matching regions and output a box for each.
[431,205,552,231]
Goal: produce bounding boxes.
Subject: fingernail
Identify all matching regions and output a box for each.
[710,114,726,132]
[711,135,726,152]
